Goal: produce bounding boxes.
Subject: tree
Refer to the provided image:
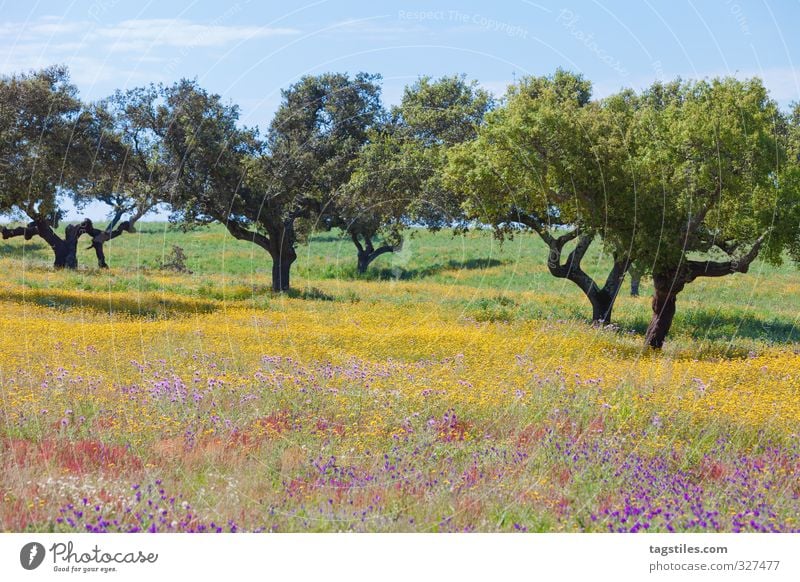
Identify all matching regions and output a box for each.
[629,266,642,297]
[626,78,800,347]
[0,66,109,268]
[334,129,420,274]
[77,88,173,267]
[336,75,493,274]
[162,73,383,291]
[445,70,636,324]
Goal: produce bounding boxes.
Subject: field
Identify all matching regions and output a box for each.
[1,223,799,532]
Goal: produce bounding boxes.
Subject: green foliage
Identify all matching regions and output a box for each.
[335,75,493,267]
[448,70,574,229]
[447,71,800,279]
[395,74,494,147]
[0,66,91,221]
[632,77,791,272]
[83,87,172,226]
[335,129,425,247]
[267,72,384,203]
[158,79,261,230]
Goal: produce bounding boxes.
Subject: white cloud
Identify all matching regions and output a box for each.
[92,19,299,52]
[0,16,300,73]
[0,16,301,93]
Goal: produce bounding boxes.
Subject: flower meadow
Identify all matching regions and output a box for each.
[1,231,799,533]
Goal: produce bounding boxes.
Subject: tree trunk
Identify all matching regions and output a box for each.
[357,250,371,274]
[543,234,627,326]
[356,245,395,274]
[630,274,640,297]
[93,242,109,269]
[52,223,87,269]
[644,272,684,348]
[351,232,396,275]
[52,239,79,269]
[270,245,296,292]
[86,220,132,269]
[589,290,615,325]
[223,219,290,291]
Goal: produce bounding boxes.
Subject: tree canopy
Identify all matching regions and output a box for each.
[445,70,636,323]
[160,73,383,291]
[627,78,796,346]
[336,75,493,274]
[0,66,126,268]
[446,71,800,344]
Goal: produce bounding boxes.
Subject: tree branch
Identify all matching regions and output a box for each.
[2,225,39,241]
[506,208,554,246]
[350,232,364,253]
[369,245,395,260]
[685,231,768,282]
[603,254,631,294]
[546,232,599,297]
[29,216,63,247]
[224,219,271,251]
[287,197,320,222]
[684,184,721,239]
[86,220,133,248]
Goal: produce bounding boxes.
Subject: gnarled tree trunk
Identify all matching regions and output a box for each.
[86,220,133,269]
[511,210,630,325]
[48,221,90,269]
[269,219,299,292]
[352,232,396,274]
[644,232,767,348]
[3,217,133,270]
[53,240,78,268]
[3,218,88,269]
[644,272,684,348]
[589,289,616,324]
[223,219,297,293]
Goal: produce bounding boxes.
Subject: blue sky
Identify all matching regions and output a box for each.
[2,0,799,219]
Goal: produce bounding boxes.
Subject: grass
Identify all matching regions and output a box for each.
[0,222,798,532]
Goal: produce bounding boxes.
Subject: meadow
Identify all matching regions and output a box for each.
[1,223,799,532]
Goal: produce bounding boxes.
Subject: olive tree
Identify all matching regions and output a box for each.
[335,75,492,274]
[446,70,636,324]
[630,78,800,347]
[0,66,119,268]
[161,73,383,291]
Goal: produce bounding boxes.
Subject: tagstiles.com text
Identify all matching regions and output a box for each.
[648,544,780,575]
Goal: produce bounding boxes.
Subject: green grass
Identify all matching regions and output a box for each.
[5,221,799,349]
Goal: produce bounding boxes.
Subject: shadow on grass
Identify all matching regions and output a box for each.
[1,242,48,259]
[0,287,218,318]
[285,287,336,301]
[685,310,797,343]
[625,309,798,344]
[358,257,505,281]
[307,234,344,244]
